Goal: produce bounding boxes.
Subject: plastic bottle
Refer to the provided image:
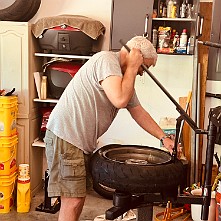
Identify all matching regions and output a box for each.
[167,0,174,18]
[186,3,192,18]
[17,164,31,213]
[152,28,158,49]
[158,1,164,17]
[173,31,180,49]
[180,0,187,18]
[162,3,167,18]
[171,0,177,18]
[187,38,190,54]
[179,29,188,47]
[40,76,47,100]
[175,0,180,17]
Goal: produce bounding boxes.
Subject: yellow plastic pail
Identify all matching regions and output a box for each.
[0,172,17,213]
[0,96,18,137]
[0,135,18,176]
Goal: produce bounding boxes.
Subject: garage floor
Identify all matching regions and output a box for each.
[0,189,193,221]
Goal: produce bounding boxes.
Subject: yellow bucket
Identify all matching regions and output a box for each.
[0,172,17,213]
[0,96,18,137]
[0,135,18,176]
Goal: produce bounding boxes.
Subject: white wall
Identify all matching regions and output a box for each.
[98,54,194,148]
[1,0,213,50]
[0,0,202,148]
[29,0,112,50]
[0,0,112,50]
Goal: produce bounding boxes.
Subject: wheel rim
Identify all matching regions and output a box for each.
[100,146,172,165]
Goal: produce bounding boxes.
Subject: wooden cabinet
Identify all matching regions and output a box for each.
[151,0,200,55]
[207,0,221,81]
[110,0,201,55]
[110,0,152,51]
[0,21,43,194]
[32,53,91,178]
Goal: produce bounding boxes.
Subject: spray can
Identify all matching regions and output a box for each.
[17,164,31,213]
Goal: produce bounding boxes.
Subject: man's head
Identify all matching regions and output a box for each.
[126,36,158,67]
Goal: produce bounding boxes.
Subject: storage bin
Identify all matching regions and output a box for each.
[0,96,18,137]
[0,135,18,176]
[0,171,17,213]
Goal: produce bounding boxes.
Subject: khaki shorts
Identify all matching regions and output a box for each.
[44,129,92,198]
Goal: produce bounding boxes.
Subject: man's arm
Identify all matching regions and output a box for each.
[128,104,174,153]
[101,49,143,108]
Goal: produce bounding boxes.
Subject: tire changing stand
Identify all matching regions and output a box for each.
[104,41,221,221]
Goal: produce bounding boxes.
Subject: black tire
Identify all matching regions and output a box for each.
[90,144,185,194]
[0,0,41,22]
[20,0,41,22]
[93,181,115,200]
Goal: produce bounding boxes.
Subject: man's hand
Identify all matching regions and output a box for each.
[163,138,183,159]
[126,48,143,75]
[162,137,174,154]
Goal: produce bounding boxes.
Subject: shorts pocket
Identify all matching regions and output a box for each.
[60,153,86,180]
[44,136,54,170]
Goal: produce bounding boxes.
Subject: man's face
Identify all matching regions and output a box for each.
[137,58,155,76]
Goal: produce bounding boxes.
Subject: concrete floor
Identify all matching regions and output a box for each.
[0,189,194,221]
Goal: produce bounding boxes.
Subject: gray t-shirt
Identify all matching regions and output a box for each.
[47,51,140,153]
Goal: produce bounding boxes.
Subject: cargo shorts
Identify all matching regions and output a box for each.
[44,129,92,198]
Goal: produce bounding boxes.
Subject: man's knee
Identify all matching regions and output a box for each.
[60,196,85,209]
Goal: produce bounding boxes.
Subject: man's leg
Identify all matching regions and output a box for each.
[58,196,86,221]
[44,130,89,221]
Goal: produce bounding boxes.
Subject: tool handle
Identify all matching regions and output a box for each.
[198,41,221,49]
[119,39,131,52]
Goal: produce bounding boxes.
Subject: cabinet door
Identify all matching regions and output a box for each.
[0,21,42,118]
[207,0,221,81]
[110,0,153,51]
[0,22,29,117]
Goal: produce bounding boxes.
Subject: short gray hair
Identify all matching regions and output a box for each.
[126,36,158,66]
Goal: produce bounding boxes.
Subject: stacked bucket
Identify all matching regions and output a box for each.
[0,96,18,213]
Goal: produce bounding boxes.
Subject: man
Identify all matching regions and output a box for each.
[44,36,175,221]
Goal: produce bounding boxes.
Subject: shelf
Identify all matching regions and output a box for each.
[35,52,92,60]
[152,18,195,22]
[34,98,58,103]
[32,138,45,148]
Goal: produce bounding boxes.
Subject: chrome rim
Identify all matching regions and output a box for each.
[101,146,171,165]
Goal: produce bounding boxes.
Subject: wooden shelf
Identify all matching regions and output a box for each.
[152,18,195,22]
[33,98,58,103]
[32,138,45,148]
[35,52,92,60]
